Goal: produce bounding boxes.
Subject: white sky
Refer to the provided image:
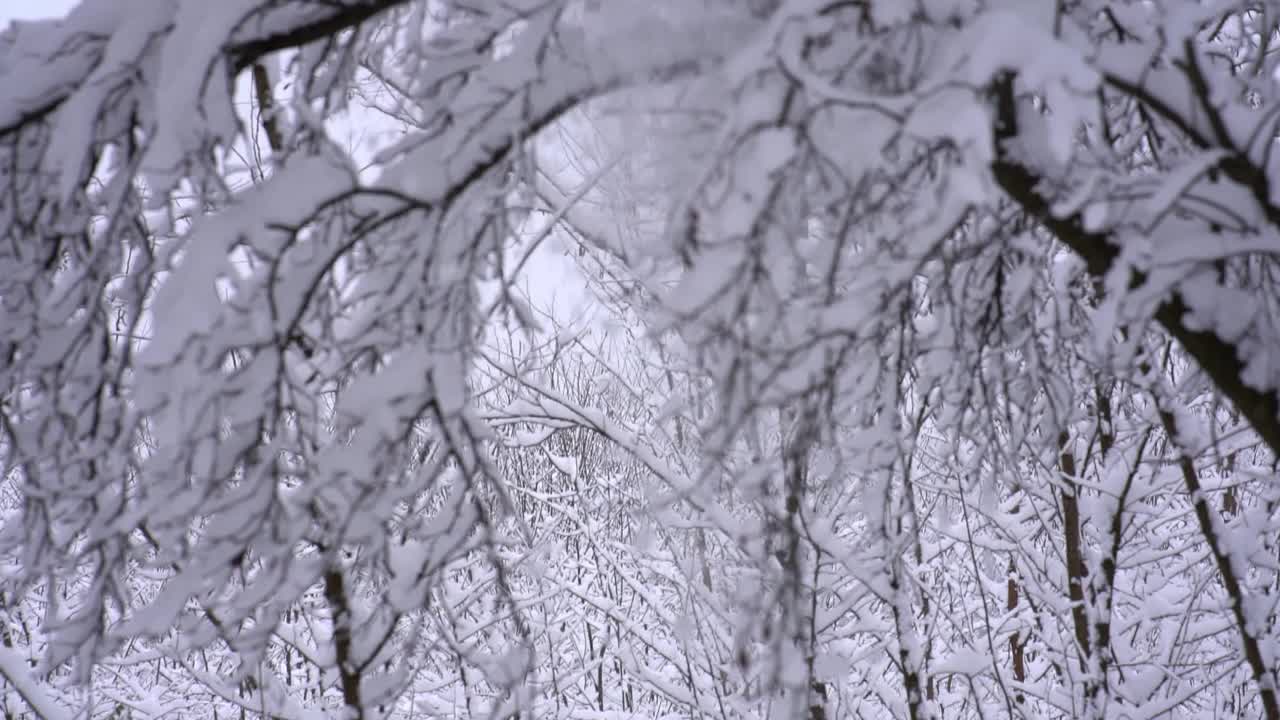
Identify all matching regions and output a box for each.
[1,0,79,26]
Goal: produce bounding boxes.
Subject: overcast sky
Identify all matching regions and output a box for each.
[1,0,78,27]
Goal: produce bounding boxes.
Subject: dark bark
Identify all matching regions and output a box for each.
[251,63,284,154]
[1006,558,1025,692]
[1158,408,1280,720]
[990,73,1280,720]
[1056,432,1093,664]
[323,567,364,720]
[228,2,413,72]
[989,76,1280,460]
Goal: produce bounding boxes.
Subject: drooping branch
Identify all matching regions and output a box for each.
[226,0,414,72]
[989,75,1280,458]
[1157,404,1280,720]
[992,69,1280,717]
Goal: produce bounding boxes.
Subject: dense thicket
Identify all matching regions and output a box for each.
[4,1,1280,718]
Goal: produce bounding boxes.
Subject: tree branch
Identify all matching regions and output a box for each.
[989,75,1280,457]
